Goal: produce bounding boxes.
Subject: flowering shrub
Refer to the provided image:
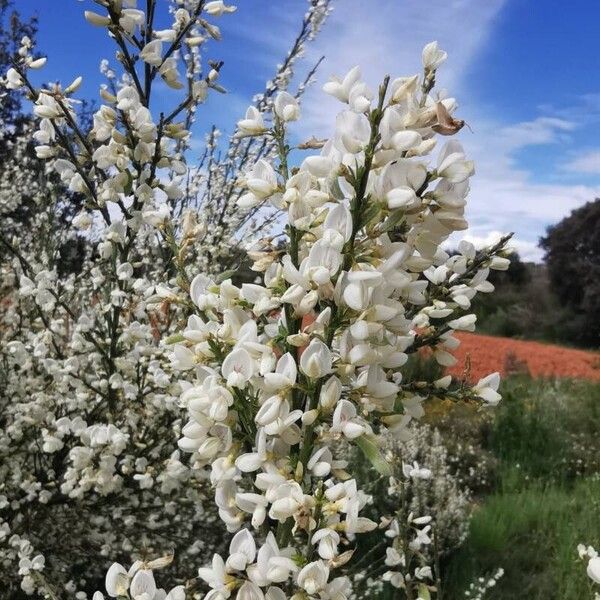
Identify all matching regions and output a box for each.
[2,0,515,598]
[463,569,504,600]
[159,34,509,600]
[388,425,472,556]
[0,0,331,596]
[346,425,472,600]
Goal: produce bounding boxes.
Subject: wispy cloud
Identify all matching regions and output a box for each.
[564,150,600,174]
[461,112,600,260]
[495,117,575,148]
[446,229,541,262]
[285,0,600,262]
[299,0,507,133]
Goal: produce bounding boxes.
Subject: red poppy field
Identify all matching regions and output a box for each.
[448,332,600,382]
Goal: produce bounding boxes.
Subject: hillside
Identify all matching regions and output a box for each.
[449,332,600,381]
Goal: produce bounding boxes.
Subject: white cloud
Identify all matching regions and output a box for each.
[446,230,542,262]
[300,0,507,134]
[284,0,600,262]
[494,117,575,148]
[564,150,600,174]
[461,114,600,261]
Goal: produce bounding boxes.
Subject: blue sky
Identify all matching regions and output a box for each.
[15,0,600,260]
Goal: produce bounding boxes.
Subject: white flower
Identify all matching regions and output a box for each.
[385,547,403,567]
[300,339,333,380]
[422,41,447,70]
[189,274,217,310]
[297,561,329,595]
[198,554,228,594]
[84,10,111,27]
[245,160,279,200]
[301,155,334,178]
[263,352,297,390]
[205,1,237,16]
[236,492,269,528]
[490,256,510,270]
[237,106,267,136]
[386,186,418,210]
[105,563,128,597]
[160,58,183,89]
[323,66,361,103]
[237,581,264,600]
[140,40,163,66]
[402,461,432,480]
[268,481,305,521]
[222,347,255,388]
[331,400,365,439]
[226,529,256,571]
[165,587,186,600]
[5,67,23,89]
[130,570,156,600]
[72,212,92,230]
[319,376,342,411]
[447,314,476,331]
[437,141,474,184]
[588,556,600,584]
[474,372,502,406]
[247,533,296,586]
[383,569,405,588]
[274,91,300,122]
[119,9,145,34]
[312,528,340,559]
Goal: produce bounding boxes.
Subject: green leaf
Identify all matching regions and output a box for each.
[355,435,392,476]
[215,268,238,283]
[361,202,381,228]
[165,333,185,344]
[381,209,406,233]
[123,170,133,196]
[417,584,431,600]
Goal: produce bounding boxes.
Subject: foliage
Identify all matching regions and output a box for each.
[540,199,600,348]
[443,478,600,600]
[489,376,600,485]
[429,375,600,599]
[0,0,37,139]
[471,255,575,344]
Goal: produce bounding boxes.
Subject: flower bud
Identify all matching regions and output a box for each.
[85,11,111,27]
[29,57,47,69]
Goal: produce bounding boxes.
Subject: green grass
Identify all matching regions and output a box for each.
[442,478,600,600]
[489,376,600,485]
[439,376,600,599]
[352,372,600,599]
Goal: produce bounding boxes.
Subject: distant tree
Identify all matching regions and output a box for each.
[540,199,600,347]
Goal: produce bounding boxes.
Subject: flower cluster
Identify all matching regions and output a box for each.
[344,423,471,599]
[92,558,185,600]
[165,41,511,599]
[2,0,517,597]
[0,0,331,596]
[463,569,504,600]
[381,461,436,596]
[395,425,472,554]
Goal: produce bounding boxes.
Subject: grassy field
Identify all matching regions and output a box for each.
[439,376,600,599]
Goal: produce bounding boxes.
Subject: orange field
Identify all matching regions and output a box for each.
[448,332,600,382]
